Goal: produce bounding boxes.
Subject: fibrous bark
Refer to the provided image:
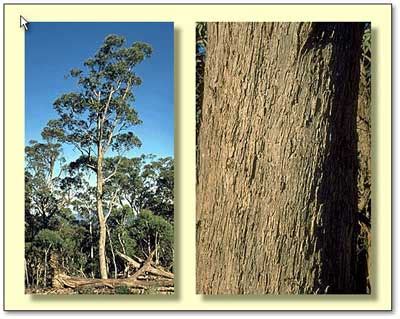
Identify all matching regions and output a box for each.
[196,22,363,294]
[355,34,372,293]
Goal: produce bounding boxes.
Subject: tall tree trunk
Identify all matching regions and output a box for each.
[196,22,363,294]
[97,148,108,279]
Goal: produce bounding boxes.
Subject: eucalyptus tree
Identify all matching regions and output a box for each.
[45,34,152,279]
[141,157,174,222]
[104,155,174,221]
[129,210,174,268]
[33,229,63,287]
[65,171,97,277]
[103,155,147,215]
[25,136,65,239]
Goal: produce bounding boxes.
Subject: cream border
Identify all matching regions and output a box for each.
[4,4,391,310]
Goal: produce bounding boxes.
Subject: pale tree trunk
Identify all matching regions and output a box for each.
[43,244,51,287]
[97,147,108,279]
[36,264,41,287]
[118,233,129,278]
[89,220,94,259]
[148,234,151,256]
[89,220,95,278]
[106,256,110,276]
[196,22,363,294]
[118,232,126,255]
[155,232,159,266]
[43,251,47,287]
[25,258,30,288]
[107,226,118,279]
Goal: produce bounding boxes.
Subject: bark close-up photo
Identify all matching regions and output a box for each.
[196,22,371,295]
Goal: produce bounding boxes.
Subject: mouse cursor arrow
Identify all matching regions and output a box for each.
[20,15,29,31]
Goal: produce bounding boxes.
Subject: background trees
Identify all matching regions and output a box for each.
[25,152,174,288]
[196,22,367,294]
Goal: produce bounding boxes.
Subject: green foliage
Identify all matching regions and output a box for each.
[25,140,65,241]
[115,285,131,294]
[77,287,95,295]
[130,210,174,268]
[47,34,152,160]
[34,229,63,248]
[141,157,174,221]
[25,139,64,179]
[25,153,174,287]
[104,155,174,221]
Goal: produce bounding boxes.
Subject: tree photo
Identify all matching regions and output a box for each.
[25,23,174,295]
[196,22,371,295]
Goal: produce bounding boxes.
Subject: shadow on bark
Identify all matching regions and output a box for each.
[312,23,363,294]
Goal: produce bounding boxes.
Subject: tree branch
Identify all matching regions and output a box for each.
[86,163,97,173]
[103,116,121,154]
[104,157,122,183]
[70,140,92,158]
[105,189,120,222]
[121,78,132,101]
[102,88,116,124]
[101,80,122,125]
[100,77,132,155]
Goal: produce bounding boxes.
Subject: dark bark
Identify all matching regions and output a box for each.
[355,47,372,293]
[196,22,363,294]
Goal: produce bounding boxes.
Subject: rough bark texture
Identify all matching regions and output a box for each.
[196,22,363,294]
[355,55,371,293]
[357,65,371,217]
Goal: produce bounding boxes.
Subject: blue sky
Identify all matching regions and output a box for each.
[25,22,174,161]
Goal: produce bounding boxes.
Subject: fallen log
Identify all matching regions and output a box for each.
[147,265,174,279]
[50,251,174,291]
[117,250,174,279]
[116,251,141,269]
[131,250,156,280]
[52,273,174,290]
